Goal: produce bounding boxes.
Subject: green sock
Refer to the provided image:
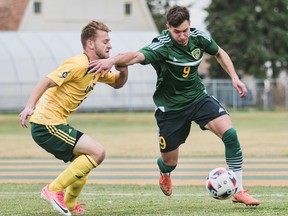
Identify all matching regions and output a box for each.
[222,128,242,159]
[222,128,243,191]
[157,157,176,173]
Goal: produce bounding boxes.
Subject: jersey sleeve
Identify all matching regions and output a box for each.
[139,38,167,65]
[47,57,87,86]
[204,37,219,55]
[196,31,219,55]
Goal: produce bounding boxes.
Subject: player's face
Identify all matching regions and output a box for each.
[94,30,112,59]
[167,20,190,46]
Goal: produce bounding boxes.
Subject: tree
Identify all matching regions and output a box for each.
[145,0,193,32]
[205,0,288,78]
[146,0,171,32]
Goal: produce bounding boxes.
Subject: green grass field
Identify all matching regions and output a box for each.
[0,110,288,215]
[1,184,288,216]
[1,110,287,157]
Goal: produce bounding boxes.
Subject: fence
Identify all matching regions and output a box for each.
[0,78,287,112]
[204,78,288,110]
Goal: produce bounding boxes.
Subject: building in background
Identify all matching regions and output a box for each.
[0,0,159,112]
[1,0,282,111]
[0,0,157,31]
[0,0,28,30]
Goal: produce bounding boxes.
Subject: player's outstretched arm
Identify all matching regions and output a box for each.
[19,77,57,128]
[88,52,145,77]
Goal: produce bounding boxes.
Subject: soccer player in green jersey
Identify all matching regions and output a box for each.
[19,20,128,215]
[88,5,260,206]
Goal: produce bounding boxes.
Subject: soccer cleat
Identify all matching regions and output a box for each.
[232,189,261,206]
[70,203,88,213]
[41,184,71,216]
[159,172,173,196]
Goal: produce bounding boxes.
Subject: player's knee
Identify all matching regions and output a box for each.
[93,145,106,164]
[222,128,239,146]
[86,142,106,164]
[227,128,237,137]
[98,147,106,163]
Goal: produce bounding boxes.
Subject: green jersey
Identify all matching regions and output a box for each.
[139,28,219,112]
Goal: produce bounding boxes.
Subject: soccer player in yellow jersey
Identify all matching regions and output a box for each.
[19,20,128,216]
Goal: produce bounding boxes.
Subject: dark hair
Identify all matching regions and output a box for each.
[166,5,190,27]
[81,20,111,48]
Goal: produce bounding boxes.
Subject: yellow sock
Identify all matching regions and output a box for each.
[65,174,88,210]
[49,155,98,192]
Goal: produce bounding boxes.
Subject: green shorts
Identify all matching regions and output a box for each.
[31,123,83,162]
[154,95,228,153]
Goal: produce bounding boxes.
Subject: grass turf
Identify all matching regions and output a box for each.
[1,110,287,215]
[1,110,288,157]
[0,183,287,216]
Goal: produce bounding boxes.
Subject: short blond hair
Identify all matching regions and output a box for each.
[81,20,111,48]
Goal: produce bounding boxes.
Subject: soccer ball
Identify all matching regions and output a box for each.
[205,167,238,200]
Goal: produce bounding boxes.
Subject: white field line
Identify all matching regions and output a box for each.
[0,191,284,197]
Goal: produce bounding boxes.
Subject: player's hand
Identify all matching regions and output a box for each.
[232,79,247,98]
[115,65,128,73]
[88,59,114,77]
[19,107,34,128]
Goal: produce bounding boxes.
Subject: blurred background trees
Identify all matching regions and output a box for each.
[146,0,170,32]
[146,0,288,79]
[205,0,288,79]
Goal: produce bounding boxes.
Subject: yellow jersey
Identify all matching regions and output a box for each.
[30,53,116,125]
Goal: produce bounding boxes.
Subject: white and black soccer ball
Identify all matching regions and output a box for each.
[205,167,238,200]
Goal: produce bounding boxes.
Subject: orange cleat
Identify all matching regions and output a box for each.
[159,172,173,196]
[232,189,260,206]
